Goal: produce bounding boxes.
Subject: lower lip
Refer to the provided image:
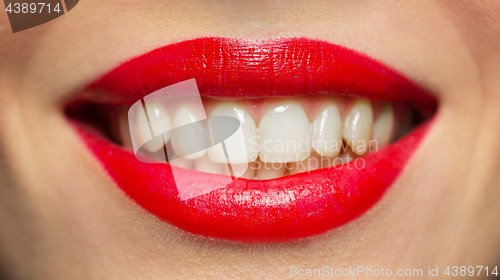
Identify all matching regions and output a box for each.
[74,120,431,242]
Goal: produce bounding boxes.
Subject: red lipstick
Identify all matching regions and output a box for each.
[73,37,436,242]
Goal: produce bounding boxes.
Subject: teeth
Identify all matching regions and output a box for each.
[227,162,257,179]
[145,102,172,141]
[123,96,405,180]
[118,108,133,149]
[207,103,259,164]
[311,103,342,157]
[194,154,226,174]
[321,149,359,168]
[343,100,373,156]
[171,105,206,159]
[287,152,323,175]
[258,103,311,163]
[322,155,344,168]
[255,162,286,180]
[337,149,358,163]
[371,104,394,149]
[169,157,194,169]
[134,104,164,153]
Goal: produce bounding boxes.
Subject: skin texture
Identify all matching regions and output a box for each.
[0,0,500,279]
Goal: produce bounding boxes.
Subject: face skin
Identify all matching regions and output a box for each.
[1,0,500,279]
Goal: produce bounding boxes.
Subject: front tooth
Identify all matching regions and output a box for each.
[144,102,172,141]
[207,103,259,164]
[194,154,225,174]
[258,103,311,163]
[311,103,342,157]
[256,162,286,180]
[287,152,323,175]
[171,106,206,159]
[371,104,394,150]
[343,100,373,156]
[133,104,164,153]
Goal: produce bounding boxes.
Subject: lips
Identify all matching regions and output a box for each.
[71,37,436,242]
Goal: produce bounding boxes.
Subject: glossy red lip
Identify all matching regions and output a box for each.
[74,37,436,242]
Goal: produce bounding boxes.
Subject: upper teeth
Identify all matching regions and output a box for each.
[343,100,374,156]
[310,102,342,158]
[207,103,259,164]
[145,102,172,140]
[258,103,312,163]
[371,103,394,149]
[123,97,397,179]
[171,105,207,160]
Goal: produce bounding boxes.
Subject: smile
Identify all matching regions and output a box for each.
[67,37,437,242]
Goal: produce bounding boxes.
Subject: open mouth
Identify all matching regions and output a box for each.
[67,37,437,242]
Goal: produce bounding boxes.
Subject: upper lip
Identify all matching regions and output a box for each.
[72,37,436,242]
[85,37,436,109]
